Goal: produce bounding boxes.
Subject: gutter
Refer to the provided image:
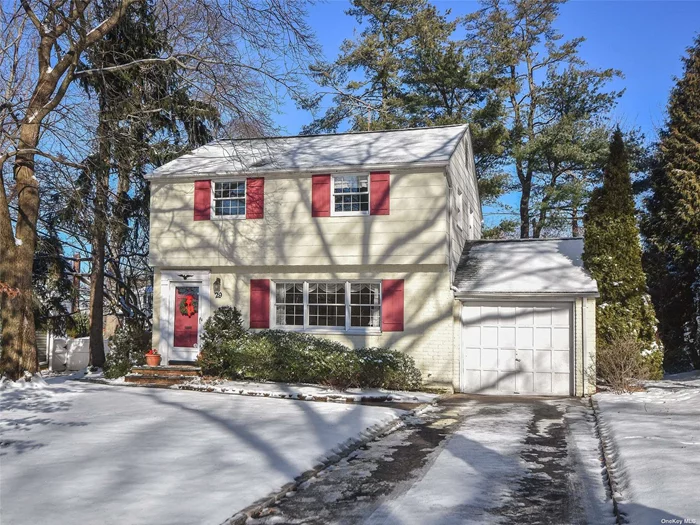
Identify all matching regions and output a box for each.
[452,291,600,300]
[146,161,451,181]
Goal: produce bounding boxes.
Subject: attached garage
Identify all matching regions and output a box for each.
[453,239,599,397]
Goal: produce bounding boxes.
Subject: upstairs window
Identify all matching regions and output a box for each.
[468,204,475,237]
[332,175,369,215]
[213,181,246,217]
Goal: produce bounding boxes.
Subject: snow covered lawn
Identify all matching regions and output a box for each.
[0,377,404,525]
[594,372,700,524]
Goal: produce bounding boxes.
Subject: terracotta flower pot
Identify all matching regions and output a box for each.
[145,354,162,367]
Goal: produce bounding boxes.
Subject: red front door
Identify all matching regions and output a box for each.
[173,286,200,348]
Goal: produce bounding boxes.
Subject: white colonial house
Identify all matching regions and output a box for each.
[146,125,598,396]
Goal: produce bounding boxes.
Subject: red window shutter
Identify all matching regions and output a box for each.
[246,177,264,219]
[312,174,331,217]
[370,171,390,215]
[382,279,404,332]
[194,180,211,221]
[249,279,270,328]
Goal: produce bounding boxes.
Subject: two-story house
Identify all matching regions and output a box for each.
[146,125,598,396]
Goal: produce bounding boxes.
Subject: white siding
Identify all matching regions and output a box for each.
[152,265,456,389]
[149,169,448,268]
[446,128,481,279]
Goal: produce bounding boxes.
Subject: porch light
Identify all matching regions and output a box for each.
[213,278,221,294]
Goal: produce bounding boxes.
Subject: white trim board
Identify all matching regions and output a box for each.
[159,270,211,363]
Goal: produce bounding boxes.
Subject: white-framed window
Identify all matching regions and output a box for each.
[213,180,246,217]
[468,203,474,236]
[331,174,369,215]
[273,280,381,333]
[349,282,381,328]
[455,189,463,230]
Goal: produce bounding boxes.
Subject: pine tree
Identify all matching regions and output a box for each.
[302,0,451,133]
[466,0,622,238]
[642,36,700,371]
[73,0,218,368]
[583,129,662,377]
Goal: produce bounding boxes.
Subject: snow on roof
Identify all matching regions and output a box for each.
[147,125,468,179]
[453,238,599,296]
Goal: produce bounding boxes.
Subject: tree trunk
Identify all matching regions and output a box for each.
[519,177,531,238]
[88,117,110,369]
[571,208,580,237]
[88,234,106,368]
[692,264,700,370]
[0,122,41,380]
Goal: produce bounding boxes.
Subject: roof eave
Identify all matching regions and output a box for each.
[145,160,450,180]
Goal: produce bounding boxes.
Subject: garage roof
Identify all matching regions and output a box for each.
[453,238,599,297]
[147,124,468,179]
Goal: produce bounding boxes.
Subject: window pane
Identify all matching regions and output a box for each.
[350,283,380,327]
[275,282,304,326]
[308,282,345,327]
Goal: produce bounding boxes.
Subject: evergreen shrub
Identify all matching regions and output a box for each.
[103,323,150,378]
[66,313,90,339]
[196,308,423,391]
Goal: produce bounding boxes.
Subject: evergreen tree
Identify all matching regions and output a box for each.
[302,0,450,133]
[71,0,218,367]
[466,0,621,237]
[583,129,662,377]
[642,36,700,371]
[302,0,508,203]
[401,16,508,203]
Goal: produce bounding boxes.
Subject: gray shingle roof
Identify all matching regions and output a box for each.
[453,238,599,296]
[147,125,468,179]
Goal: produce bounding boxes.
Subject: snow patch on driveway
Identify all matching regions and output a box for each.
[0,379,403,525]
[365,402,532,524]
[594,372,700,524]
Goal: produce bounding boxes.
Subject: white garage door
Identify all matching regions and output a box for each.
[461,302,572,396]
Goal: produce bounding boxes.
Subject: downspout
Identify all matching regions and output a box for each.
[445,171,453,278]
[582,297,588,396]
[48,331,54,372]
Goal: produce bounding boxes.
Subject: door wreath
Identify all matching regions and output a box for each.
[179,294,198,317]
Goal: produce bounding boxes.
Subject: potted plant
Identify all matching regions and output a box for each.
[145,348,161,367]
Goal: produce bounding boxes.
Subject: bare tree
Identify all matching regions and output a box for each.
[1,0,316,379]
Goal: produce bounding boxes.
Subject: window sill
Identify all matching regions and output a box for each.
[330,211,370,217]
[271,326,382,336]
[210,215,247,221]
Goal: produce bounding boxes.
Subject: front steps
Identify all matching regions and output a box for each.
[124,365,201,387]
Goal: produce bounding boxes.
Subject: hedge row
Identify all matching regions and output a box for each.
[197,307,422,391]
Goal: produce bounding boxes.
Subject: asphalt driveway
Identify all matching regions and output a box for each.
[253,396,616,525]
